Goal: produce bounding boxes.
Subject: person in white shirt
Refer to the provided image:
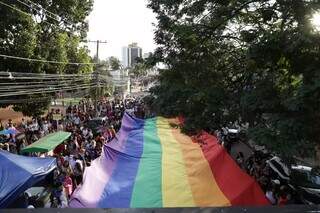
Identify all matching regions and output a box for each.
[82,128,88,137]
[42,120,49,135]
[74,116,80,126]
[57,122,64,131]
[265,184,277,205]
[69,155,77,173]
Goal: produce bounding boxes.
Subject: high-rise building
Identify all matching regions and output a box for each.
[122,43,142,68]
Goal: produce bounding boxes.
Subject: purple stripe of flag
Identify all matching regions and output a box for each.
[69,112,144,208]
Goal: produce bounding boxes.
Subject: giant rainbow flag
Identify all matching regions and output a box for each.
[70,113,269,208]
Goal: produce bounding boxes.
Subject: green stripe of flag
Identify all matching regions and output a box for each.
[130,118,163,207]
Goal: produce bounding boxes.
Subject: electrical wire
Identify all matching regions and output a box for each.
[0,72,99,83]
[0,68,123,97]
[0,1,102,69]
[0,71,94,77]
[19,0,75,26]
[15,0,63,24]
[0,0,61,29]
[0,79,91,85]
[0,75,93,80]
[0,97,52,104]
[0,80,93,91]
[0,77,105,88]
[0,80,109,88]
[0,84,99,97]
[0,0,33,17]
[0,83,95,94]
[0,54,97,66]
[0,76,92,80]
[2,0,106,46]
[0,78,111,88]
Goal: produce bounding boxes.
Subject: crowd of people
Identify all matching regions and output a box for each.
[215,125,306,206]
[0,97,146,208]
[235,151,297,205]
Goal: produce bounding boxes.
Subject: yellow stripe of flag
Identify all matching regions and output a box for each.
[157,117,195,207]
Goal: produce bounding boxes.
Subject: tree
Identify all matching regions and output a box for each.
[0,0,94,117]
[148,0,320,163]
[108,56,121,70]
[129,56,155,78]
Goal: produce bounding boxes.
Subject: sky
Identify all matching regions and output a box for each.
[87,0,157,61]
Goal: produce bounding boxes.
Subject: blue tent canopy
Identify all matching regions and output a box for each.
[0,150,56,208]
[0,129,18,135]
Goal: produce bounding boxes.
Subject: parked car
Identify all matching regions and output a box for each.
[266,156,291,182]
[290,165,320,204]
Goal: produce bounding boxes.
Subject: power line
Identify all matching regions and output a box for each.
[0,0,60,28]
[0,71,93,76]
[2,0,100,40]
[0,77,108,90]
[0,75,111,86]
[0,79,91,85]
[0,71,114,78]
[2,0,81,33]
[0,54,97,66]
[0,75,92,80]
[20,0,75,26]
[0,83,98,97]
[0,81,92,91]
[15,0,63,24]
[0,79,109,87]
[0,82,95,92]
[0,0,32,17]
[0,72,95,80]
[0,97,52,104]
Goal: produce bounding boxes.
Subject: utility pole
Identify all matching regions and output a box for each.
[81,40,107,62]
[81,40,107,116]
[96,40,100,60]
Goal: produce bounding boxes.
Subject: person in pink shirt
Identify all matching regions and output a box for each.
[63,172,73,199]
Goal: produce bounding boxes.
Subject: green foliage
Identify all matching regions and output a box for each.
[148,0,320,159]
[129,57,156,77]
[0,0,94,117]
[13,99,51,118]
[108,56,121,70]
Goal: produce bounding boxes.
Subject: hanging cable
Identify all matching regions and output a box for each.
[0,75,102,89]
[0,0,33,17]
[0,54,97,66]
[0,80,93,91]
[0,84,98,97]
[0,0,62,29]
[0,71,94,77]
[0,97,52,104]
[15,0,63,24]
[0,82,95,92]
[17,0,76,26]
[0,77,111,88]
[0,79,91,85]
[0,74,93,80]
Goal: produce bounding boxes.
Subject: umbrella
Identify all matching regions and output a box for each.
[0,128,19,135]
